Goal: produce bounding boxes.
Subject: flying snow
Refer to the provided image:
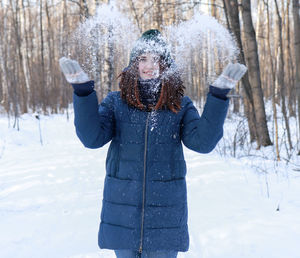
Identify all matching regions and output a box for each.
[72,4,240,84]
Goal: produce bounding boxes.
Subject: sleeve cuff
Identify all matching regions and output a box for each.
[209,85,231,100]
[71,80,95,96]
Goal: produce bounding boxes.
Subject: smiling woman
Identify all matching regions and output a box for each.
[58,29,247,258]
[118,30,185,114]
[138,53,160,80]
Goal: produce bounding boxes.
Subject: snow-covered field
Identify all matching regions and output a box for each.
[0,112,300,258]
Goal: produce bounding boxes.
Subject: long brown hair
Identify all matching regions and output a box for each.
[119,57,185,113]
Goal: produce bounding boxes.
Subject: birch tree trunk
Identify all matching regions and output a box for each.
[21,0,31,112]
[0,5,9,112]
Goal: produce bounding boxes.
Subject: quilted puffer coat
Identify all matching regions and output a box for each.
[73,90,229,252]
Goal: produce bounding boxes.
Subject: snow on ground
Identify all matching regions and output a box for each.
[0,112,300,258]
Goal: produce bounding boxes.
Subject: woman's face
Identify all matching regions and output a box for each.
[138,53,160,80]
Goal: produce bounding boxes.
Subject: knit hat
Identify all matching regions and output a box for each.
[129,29,173,67]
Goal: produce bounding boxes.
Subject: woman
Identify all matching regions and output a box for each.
[59,29,247,258]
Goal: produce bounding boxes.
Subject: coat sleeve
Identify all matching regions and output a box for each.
[73,91,115,149]
[181,93,229,153]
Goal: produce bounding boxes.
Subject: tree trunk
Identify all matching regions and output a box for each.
[274,0,293,150]
[155,0,163,29]
[0,6,9,112]
[129,0,142,33]
[80,0,89,21]
[107,25,114,93]
[45,0,56,112]
[21,0,31,113]
[284,0,296,117]
[256,0,267,99]
[39,0,46,112]
[265,0,280,160]
[10,0,28,113]
[223,0,258,143]
[241,0,272,147]
[292,0,300,154]
[211,0,218,18]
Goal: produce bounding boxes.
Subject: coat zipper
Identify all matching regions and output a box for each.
[139,112,151,254]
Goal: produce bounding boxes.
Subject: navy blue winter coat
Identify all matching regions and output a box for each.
[73,88,229,252]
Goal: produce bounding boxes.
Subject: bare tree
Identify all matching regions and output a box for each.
[292,0,300,154]
[240,0,272,147]
[264,0,280,160]
[0,4,9,112]
[0,0,298,157]
[223,0,260,144]
[274,0,293,150]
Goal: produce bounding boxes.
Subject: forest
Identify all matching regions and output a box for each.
[0,0,299,160]
[1,1,300,257]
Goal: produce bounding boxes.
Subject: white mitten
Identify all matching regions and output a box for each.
[59,57,90,84]
[212,63,247,89]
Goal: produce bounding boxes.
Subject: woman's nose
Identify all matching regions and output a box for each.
[145,60,155,69]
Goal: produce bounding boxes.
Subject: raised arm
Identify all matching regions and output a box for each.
[73,89,115,149]
[181,94,228,153]
[59,57,115,149]
[181,63,247,153]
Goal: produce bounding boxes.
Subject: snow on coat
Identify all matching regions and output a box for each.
[73,90,229,252]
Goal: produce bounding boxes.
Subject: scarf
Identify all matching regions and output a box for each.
[138,78,162,107]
